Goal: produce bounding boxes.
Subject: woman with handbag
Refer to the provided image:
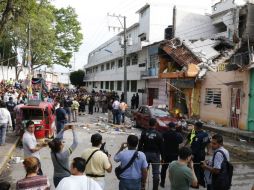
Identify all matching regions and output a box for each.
[48,124,78,187]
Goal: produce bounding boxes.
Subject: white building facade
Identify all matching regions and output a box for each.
[84,3,173,105]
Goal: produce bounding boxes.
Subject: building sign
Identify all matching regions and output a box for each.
[170,79,195,89]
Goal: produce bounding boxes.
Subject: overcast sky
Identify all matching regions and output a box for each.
[51,0,237,73]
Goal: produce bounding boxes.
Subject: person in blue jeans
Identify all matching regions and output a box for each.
[56,102,67,135]
[0,101,12,146]
[114,135,148,190]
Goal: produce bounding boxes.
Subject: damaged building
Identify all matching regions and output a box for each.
[159,0,254,131]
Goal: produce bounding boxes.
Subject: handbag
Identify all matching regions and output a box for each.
[115,151,138,180]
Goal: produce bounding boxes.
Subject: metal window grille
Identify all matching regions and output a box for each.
[205,88,222,105]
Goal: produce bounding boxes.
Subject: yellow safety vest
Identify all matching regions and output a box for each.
[189,129,196,144]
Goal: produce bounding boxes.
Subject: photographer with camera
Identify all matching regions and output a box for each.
[81,133,112,189]
[48,124,78,187]
[114,135,148,190]
[168,147,198,190]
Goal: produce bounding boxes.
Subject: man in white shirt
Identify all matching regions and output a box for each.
[22,120,47,175]
[112,98,120,125]
[22,120,45,159]
[0,101,12,146]
[56,157,102,190]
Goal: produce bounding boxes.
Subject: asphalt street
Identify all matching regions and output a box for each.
[1,113,254,190]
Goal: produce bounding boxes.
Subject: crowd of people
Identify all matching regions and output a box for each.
[2,115,233,190]
[0,78,131,146]
[0,79,242,190]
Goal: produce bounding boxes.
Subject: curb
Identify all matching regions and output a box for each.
[224,143,254,161]
[0,137,20,175]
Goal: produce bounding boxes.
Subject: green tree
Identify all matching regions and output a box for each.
[53,6,83,67]
[0,0,83,79]
[69,69,85,87]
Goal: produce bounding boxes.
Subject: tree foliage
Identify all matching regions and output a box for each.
[69,69,85,87]
[0,0,83,77]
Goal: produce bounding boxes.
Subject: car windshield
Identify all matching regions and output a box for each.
[22,108,43,120]
[150,108,170,117]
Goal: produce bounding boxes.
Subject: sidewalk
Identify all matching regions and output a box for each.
[202,124,254,161]
[0,132,19,175]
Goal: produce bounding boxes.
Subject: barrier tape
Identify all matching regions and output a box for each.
[147,161,254,165]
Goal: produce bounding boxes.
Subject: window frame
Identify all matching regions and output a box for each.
[204,88,222,106]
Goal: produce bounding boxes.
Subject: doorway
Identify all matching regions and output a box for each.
[230,88,241,128]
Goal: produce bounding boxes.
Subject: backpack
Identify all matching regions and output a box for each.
[212,150,233,190]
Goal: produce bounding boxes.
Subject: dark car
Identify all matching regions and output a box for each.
[133,105,177,132]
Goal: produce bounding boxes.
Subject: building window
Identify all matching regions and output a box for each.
[93,82,96,88]
[126,57,130,66]
[106,62,110,70]
[105,81,109,89]
[118,59,123,68]
[127,81,130,92]
[101,64,104,71]
[131,80,137,92]
[101,81,104,89]
[117,81,122,91]
[111,61,115,69]
[205,88,222,106]
[110,81,114,90]
[150,54,158,68]
[132,54,138,65]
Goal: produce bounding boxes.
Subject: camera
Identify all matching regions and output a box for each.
[100,142,109,156]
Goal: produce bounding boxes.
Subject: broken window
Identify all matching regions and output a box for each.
[214,22,227,33]
[205,88,222,106]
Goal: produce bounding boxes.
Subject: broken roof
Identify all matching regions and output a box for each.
[159,38,201,67]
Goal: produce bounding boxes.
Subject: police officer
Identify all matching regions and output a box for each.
[186,121,210,188]
[6,97,16,131]
[138,118,163,190]
[160,122,183,188]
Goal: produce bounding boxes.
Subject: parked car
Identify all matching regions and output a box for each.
[133,105,177,132]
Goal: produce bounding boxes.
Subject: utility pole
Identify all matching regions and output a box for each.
[107,13,128,103]
[27,22,32,97]
[172,6,176,38]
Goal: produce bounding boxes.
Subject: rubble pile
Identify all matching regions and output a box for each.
[80,115,136,135]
